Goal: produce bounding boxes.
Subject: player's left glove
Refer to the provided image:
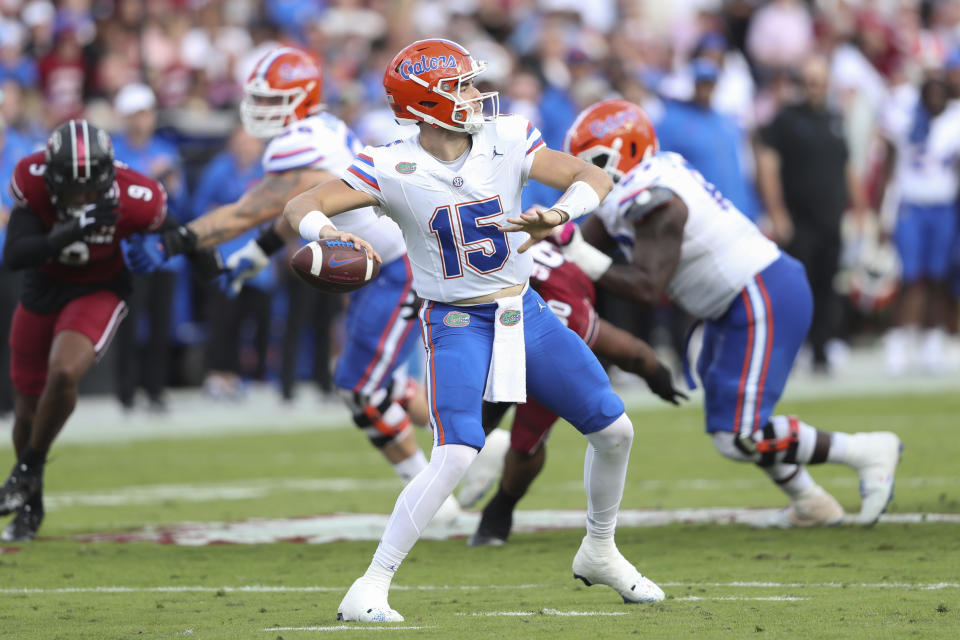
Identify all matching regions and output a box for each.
[644,363,688,406]
[121,233,167,274]
[218,238,271,297]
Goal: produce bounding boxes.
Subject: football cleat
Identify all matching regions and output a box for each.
[0,463,42,517]
[849,432,902,526]
[572,536,665,603]
[467,499,513,547]
[337,576,404,623]
[467,530,507,547]
[761,485,844,528]
[457,428,510,508]
[1,503,44,542]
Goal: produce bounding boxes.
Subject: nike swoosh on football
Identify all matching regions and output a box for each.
[329,256,364,267]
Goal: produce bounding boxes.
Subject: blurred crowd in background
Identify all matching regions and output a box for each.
[0,0,959,415]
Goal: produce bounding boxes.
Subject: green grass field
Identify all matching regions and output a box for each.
[0,390,958,639]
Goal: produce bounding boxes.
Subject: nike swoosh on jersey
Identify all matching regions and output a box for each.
[329,256,364,267]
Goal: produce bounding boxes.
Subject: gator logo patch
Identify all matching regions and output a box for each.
[443,311,470,327]
[500,310,522,326]
[395,162,416,174]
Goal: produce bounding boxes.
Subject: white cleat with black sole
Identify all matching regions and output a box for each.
[337,577,404,623]
[848,432,902,526]
[571,535,664,603]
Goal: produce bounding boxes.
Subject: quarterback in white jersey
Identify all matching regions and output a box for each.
[120,47,466,502]
[560,99,901,531]
[284,38,665,622]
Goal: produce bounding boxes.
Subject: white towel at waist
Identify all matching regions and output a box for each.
[482,291,526,403]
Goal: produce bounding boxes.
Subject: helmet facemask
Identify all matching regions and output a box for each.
[240,80,312,138]
[406,57,499,134]
[578,139,625,183]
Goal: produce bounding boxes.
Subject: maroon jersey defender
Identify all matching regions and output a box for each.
[10,151,166,313]
[0,121,166,543]
[528,241,599,348]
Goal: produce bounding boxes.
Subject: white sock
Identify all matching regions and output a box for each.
[392,449,428,483]
[762,464,815,499]
[583,413,634,539]
[372,444,477,573]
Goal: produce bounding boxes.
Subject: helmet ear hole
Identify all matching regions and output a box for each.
[419,101,438,108]
[630,141,637,158]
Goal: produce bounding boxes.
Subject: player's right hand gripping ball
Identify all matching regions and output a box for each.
[290,239,380,293]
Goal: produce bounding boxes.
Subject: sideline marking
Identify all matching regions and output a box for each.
[72,508,960,546]
[2,582,956,596]
[43,476,960,510]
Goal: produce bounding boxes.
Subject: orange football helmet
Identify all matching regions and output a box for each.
[383,38,499,134]
[240,47,323,138]
[564,100,658,182]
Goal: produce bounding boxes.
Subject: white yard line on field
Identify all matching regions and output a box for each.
[264,626,434,632]
[69,508,960,546]
[2,582,956,596]
[458,610,629,617]
[673,596,809,601]
[43,477,960,511]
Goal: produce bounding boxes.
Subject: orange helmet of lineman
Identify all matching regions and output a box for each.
[240,47,323,138]
[564,100,658,182]
[382,38,499,134]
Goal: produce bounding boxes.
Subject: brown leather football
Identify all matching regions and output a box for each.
[290,239,380,293]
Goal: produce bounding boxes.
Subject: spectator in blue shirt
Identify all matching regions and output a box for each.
[110,83,187,412]
[655,58,759,221]
[192,124,273,399]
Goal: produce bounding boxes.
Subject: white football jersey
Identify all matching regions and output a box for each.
[880,92,960,205]
[341,114,546,303]
[263,113,406,264]
[597,151,779,320]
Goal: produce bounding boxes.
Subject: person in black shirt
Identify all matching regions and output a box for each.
[757,55,867,373]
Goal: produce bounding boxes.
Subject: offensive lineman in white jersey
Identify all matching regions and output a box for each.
[283,38,665,622]
[122,47,480,512]
[556,99,902,528]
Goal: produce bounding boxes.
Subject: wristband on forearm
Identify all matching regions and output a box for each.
[548,181,601,222]
[559,224,613,281]
[298,210,335,242]
[255,226,286,256]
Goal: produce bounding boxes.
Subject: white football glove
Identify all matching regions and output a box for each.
[221,238,270,296]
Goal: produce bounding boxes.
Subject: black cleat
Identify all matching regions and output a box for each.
[0,463,43,516]
[467,507,512,547]
[1,503,44,542]
[467,529,507,547]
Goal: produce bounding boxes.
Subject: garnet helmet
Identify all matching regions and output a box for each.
[44,120,117,218]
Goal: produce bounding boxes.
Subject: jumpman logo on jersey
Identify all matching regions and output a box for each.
[492,147,503,158]
[537,299,546,313]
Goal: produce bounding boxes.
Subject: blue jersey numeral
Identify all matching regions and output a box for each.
[429,196,510,279]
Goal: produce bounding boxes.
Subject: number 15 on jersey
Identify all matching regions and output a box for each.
[429,195,511,279]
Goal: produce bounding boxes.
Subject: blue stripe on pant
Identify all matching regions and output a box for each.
[418,287,624,449]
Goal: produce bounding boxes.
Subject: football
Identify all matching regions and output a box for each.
[290,239,380,293]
